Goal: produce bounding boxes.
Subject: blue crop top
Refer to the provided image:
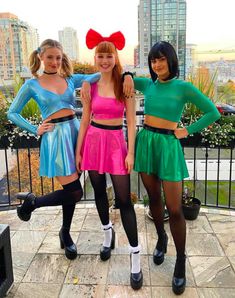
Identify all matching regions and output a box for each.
[134,77,221,134]
[91,82,125,120]
[7,73,100,135]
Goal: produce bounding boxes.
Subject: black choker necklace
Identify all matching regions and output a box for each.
[43,71,57,75]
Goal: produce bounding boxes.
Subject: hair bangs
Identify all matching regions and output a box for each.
[95,41,116,54]
[149,48,164,60]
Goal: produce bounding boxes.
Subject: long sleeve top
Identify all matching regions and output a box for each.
[134,77,221,134]
[7,73,100,135]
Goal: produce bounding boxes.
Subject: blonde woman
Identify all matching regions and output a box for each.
[8,39,100,260]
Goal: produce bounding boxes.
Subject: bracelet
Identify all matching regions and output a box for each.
[122,71,134,81]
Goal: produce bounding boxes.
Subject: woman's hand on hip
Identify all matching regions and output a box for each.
[174,127,189,139]
[37,118,54,136]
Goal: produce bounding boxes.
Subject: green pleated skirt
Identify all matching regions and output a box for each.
[134,128,189,181]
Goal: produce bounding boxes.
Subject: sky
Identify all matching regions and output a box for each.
[1,0,235,64]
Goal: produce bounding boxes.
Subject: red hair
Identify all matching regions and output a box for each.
[95,41,124,102]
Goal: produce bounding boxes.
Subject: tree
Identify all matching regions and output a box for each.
[73,62,97,74]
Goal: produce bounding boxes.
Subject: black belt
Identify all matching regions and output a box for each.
[143,124,175,135]
[49,114,76,123]
[91,121,123,130]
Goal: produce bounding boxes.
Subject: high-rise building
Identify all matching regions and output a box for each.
[185,43,197,78]
[138,0,186,78]
[134,46,139,67]
[0,13,39,80]
[58,27,79,61]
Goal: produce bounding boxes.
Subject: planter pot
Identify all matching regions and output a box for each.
[182,197,201,220]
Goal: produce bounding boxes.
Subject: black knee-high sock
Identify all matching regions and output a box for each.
[35,190,65,208]
[60,179,83,246]
[32,179,83,209]
[61,204,76,246]
[20,190,66,214]
[21,179,83,247]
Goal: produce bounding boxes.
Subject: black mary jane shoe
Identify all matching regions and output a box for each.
[130,270,143,290]
[153,232,168,265]
[100,228,115,261]
[172,256,186,295]
[59,229,77,260]
[17,192,36,221]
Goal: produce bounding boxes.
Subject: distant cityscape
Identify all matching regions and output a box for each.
[0,0,235,91]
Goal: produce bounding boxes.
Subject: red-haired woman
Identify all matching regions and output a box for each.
[76,29,143,290]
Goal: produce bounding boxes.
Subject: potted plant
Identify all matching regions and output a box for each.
[0,75,41,149]
[182,185,201,220]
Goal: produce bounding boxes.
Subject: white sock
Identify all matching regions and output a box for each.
[130,245,141,274]
[102,222,112,247]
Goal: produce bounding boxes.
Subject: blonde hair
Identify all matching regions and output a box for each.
[95,41,124,102]
[29,39,73,78]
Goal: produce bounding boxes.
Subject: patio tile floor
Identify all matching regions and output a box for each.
[1,204,235,298]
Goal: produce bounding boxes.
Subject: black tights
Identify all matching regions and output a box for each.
[89,170,138,247]
[141,173,186,258]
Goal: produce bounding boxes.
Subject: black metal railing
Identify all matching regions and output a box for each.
[0,111,234,210]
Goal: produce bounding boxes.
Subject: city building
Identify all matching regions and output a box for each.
[198,59,235,84]
[134,46,139,67]
[138,0,186,79]
[185,43,197,78]
[58,27,79,61]
[0,13,39,81]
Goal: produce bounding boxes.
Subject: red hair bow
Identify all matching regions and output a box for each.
[86,29,125,50]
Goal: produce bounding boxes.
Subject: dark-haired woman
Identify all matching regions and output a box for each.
[7,39,100,260]
[123,41,220,295]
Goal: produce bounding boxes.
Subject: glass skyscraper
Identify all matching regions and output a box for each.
[138,0,186,79]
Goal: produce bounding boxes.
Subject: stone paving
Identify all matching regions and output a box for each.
[1,204,235,298]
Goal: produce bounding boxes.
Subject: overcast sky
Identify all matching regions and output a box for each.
[1,0,235,64]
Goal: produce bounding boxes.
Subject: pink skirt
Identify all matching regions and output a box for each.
[81,124,128,175]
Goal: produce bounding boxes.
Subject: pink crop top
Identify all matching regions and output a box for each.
[91,82,125,119]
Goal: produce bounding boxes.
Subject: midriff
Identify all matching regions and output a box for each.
[92,118,123,126]
[47,109,75,120]
[144,115,177,130]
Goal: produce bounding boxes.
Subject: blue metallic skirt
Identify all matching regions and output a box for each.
[39,117,80,178]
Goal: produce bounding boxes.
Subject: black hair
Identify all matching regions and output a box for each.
[148,41,179,82]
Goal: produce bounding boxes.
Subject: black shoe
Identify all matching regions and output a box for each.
[153,232,168,265]
[59,228,77,260]
[100,228,115,261]
[172,255,186,295]
[17,192,36,221]
[130,270,143,290]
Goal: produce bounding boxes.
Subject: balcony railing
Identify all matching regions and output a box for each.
[0,111,234,210]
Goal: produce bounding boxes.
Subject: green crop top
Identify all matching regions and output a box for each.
[134,77,221,135]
